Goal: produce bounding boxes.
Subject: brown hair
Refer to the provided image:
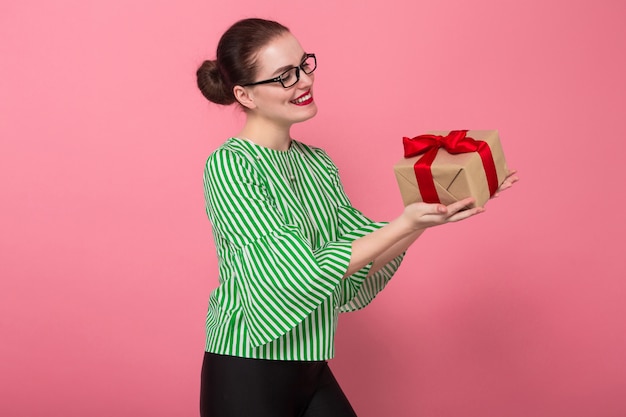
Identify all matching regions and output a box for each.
[196,18,290,105]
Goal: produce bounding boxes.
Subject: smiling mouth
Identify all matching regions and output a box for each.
[290,91,313,105]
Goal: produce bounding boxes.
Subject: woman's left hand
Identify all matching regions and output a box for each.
[492,169,519,198]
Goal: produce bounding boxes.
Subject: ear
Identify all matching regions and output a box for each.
[233,85,257,110]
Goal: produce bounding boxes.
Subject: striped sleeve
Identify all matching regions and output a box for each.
[204,148,352,348]
[312,148,406,312]
[337,216,404,312]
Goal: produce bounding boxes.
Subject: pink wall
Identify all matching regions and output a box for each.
[1,1,625,416]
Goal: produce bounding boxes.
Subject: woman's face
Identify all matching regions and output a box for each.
[244,32,317,127]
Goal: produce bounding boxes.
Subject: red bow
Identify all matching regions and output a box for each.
[402,130,498,204]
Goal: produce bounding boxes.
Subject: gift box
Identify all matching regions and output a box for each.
[393,130,508,208]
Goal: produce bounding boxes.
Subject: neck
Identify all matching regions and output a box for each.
[237,115,292,151]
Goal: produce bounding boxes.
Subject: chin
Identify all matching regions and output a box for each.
[296,103,318,123]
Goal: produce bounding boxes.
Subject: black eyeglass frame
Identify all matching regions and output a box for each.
[242,53,317,88]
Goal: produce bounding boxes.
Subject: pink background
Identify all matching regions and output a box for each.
[2,0,625,416]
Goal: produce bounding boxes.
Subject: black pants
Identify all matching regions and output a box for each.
[200,352,358,417]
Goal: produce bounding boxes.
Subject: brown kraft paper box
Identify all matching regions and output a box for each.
[393,130,509,208]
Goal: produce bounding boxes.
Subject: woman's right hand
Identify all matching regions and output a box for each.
[401,197,484,231]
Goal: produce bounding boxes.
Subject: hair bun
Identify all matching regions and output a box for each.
[196,60,235,105]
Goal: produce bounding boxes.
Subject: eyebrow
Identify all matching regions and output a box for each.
[271,52,308,76]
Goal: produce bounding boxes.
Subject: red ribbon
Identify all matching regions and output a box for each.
[402,130,499,204]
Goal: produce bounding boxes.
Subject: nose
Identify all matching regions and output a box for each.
[297,69,314,88]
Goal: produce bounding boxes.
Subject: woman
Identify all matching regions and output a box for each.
[196,18,516,417]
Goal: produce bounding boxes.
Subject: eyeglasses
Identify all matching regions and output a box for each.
[242,54,317,88]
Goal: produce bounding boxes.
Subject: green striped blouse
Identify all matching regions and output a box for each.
[202,137,404,360]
